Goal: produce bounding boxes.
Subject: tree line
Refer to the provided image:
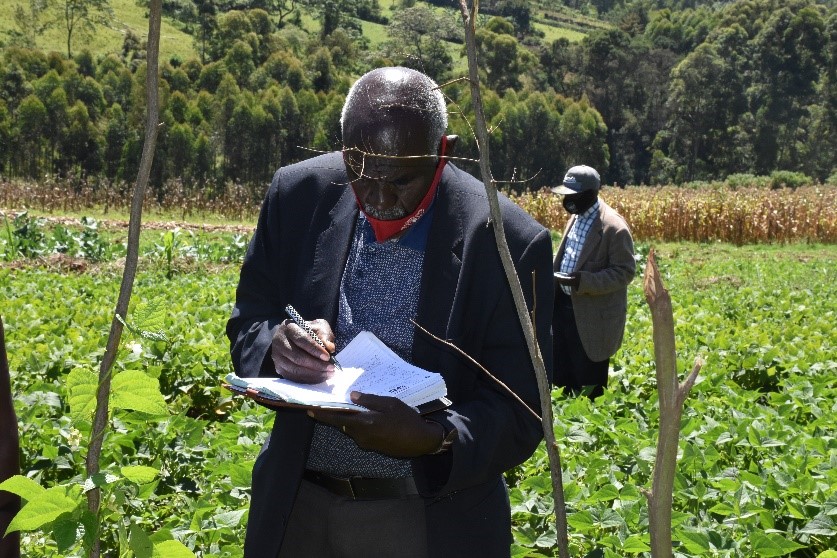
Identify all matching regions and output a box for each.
[0,0,835,194]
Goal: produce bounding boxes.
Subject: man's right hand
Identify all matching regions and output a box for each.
[270,318,336,384]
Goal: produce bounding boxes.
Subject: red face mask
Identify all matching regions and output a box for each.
[356,136,447,242]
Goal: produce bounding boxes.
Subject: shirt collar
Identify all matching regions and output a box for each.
[577,200,600,221]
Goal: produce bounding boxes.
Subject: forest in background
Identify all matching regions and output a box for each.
[0,0,836,196]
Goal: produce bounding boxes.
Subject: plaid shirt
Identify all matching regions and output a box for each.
[559,201,599,295]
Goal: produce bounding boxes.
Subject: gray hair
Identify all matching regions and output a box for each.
[340,67,448,155]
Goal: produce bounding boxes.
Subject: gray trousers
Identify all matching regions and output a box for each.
[278,478,428,558]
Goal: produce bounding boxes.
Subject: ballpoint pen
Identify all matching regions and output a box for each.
[284,304,343,371]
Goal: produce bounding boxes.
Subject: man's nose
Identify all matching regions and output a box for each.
[360,180,396,209]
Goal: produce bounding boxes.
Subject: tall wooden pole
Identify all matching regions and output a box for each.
[84,1,162,556]
[643,249,701,557]
[456,2,569,556]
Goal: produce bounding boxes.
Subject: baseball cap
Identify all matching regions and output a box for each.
[551,165,601,195]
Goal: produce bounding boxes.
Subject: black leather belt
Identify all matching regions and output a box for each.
[303,469,419,499]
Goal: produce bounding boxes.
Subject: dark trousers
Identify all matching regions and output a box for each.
[553,289,609,399]
[278,478,428,558]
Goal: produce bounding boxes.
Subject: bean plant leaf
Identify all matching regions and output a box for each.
[111,371,169,416]
[590,484,619,502]
[130,524,154,558]
[117,299,169,342]
[676,529,711,553]
[751,530,806,556]
[0,475,45,501]
[82,472,120,493]
[66,367,98,422]
[817,551,837,558]
[620,534,651,553]
[7,485,80,533]
[800,516,837,536]
[121,465,160,484]
[53,518,79,553]
[212,508,247,529]
[152,539,196,557]
[567,510,595,533]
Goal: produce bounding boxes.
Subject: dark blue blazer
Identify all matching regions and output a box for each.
[226,152,554,557]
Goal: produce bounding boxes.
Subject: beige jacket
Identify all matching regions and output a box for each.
[554,200,635,362]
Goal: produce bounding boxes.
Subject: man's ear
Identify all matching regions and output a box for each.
[444,135,458,157]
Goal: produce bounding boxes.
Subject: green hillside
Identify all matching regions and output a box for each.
[1,0,589,63]
[1,0,197,61]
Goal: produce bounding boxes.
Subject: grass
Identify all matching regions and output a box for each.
[1,0,197,61]
[534,21,586,43]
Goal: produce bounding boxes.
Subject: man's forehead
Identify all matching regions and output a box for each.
[344,100,435,144]
[343,149,436,171]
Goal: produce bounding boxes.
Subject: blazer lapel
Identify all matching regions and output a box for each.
[413,172,464,363]
[555,215,575,268]
[576,208,603,268]
[304,187,358,324]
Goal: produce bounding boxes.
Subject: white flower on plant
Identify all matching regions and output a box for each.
[67,426,83,449]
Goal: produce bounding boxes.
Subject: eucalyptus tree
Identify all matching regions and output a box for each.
[799,11,837,179]
[53,0,114,59]
[385,5,459,83]
[475,16,535,92]
[749,3,827,174]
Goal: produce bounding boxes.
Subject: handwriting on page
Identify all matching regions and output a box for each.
[333,331,434,397]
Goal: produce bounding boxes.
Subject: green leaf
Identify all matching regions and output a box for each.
[83,472,120,493]
[212,509,247,529]
[111,371,169,416]
[750,530,805,557]
[800,516,837,536]
[590,484,619,502]
[567,510,595,533]
[66,367,98,422]
[620,534,651,553]
[0,475,45,501]
[121,466,160,484]
[676,529,711,553]
[118,299,169,342]
[53,519,79,553]
[130,524,154,558]
[708,502,735,516]
[152,539,196,558]
[8,486,80,533]
[534,531,557,548]
[229,462,254,488]
[816,551,837,558]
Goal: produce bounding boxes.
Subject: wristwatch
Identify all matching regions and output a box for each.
[425,419,457,455]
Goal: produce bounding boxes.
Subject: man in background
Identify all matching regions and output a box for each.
[552,165,635,399]
[227,66,554,557]
[0,316,20,558]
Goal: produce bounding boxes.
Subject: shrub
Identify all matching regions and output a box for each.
[768,170,811,190]
[724,173,771,190]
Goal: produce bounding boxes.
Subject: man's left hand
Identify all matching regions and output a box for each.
[555,272,581,290]
[308,392,444,457]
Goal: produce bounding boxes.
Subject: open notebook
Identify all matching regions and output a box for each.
[224,330,450,413]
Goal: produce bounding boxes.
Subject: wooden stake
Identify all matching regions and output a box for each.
[643,249,702,557]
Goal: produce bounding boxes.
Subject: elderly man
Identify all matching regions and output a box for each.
[226,67,554,557]
[552,165,635,399]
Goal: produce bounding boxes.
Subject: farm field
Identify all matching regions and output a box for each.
[1,210,835,556]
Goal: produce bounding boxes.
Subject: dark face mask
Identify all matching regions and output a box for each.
[562,190,598,214]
